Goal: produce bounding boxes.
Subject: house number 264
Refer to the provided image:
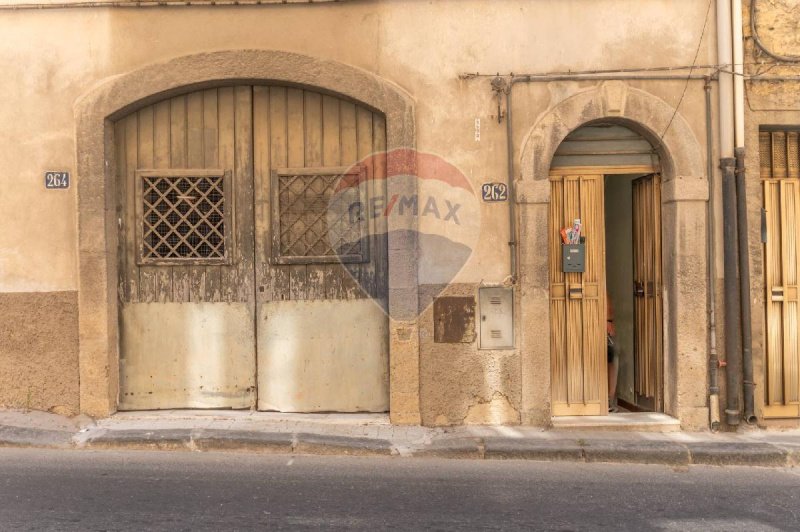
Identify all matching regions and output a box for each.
[44,171,70,189]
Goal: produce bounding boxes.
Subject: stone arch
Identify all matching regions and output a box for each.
[73,50,419,420]
[515,81,710,429]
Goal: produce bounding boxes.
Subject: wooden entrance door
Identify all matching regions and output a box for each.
[115,86,257,410]
[116,85,389,412]
[550,174,607,416]
[763,178,800,418]
[632,174,663,411]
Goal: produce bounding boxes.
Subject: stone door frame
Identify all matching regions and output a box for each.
[73,50,420,422]
[515,81,710,429]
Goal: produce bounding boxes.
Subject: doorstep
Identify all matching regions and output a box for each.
[551,412,681,432]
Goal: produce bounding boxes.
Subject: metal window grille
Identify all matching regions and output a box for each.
[760,129,800,179]
[271,166,369,264]
[136,170,232,264]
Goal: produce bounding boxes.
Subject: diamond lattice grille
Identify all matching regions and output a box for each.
[141,174,226,261]
[277,172,364,259]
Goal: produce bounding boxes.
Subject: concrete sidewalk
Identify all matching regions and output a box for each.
[2,409,800,468]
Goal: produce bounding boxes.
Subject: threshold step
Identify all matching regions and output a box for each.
[551,412,681,432]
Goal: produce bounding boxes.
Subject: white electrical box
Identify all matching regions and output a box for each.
[479,287,514,349]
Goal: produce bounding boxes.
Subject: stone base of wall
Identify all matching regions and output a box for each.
[418,283,522,427]
[0,291,79,415]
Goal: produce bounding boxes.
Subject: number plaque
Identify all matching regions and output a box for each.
[481,182,508,202]
[44,171,70,189]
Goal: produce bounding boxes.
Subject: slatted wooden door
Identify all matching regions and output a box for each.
[116,85,389,412]
[116,86,257,410]
[632,173,663,411]
[763,179,800,418]
[252,87,389,412]
[761,130,800,418]
[550,174,607,416]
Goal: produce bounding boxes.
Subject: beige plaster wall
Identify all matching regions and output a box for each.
[0,0,717,422]
[0,0,715,292]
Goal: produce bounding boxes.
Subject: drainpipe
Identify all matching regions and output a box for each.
[492,76,518,284]
[504,79,518,283]
[705,77,720,431]
[732,0,756,424]
[718,0,742,427]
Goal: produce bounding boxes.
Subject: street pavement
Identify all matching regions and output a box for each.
[1,447,799,531]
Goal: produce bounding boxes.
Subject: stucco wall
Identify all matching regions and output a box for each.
[0,292,79,414]
[0,0,717,422]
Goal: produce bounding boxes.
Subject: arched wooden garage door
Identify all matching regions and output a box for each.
[115,85,389,412]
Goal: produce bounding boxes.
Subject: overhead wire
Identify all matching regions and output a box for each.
[658,0,714,142]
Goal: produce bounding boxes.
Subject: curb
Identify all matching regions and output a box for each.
[411,437,483,459]
[582,440,690,466]
[686,442,789,467]
[0,425,74,449]
[294,433,394,457]
[483,438,584,462]
[193,429,293,454]
[2,424,798,468]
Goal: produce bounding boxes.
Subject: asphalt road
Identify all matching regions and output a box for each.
[1,448,799,531]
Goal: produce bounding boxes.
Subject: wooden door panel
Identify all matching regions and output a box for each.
[252,86,389,412]
[550,174,607,416]
[632,174,663,411]
[116,87,256,410]
[763,178,800,417]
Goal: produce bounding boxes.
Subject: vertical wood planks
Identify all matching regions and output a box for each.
[170,95,190,303]
[217,87,237,302]
[323,95,345,300]
[186,91,206,302]
[253,86,272,305]
[304,91,326,301]
[266,87,291,301]
[118,85,388,307]
[287,88,307,300]
[203,89,222,303]
[234,86,255,303]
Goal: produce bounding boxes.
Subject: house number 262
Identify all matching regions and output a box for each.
[481,182,508,202]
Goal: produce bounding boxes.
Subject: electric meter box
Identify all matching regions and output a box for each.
[562,243,585,273]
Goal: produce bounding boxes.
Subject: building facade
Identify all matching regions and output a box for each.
[0,0,793,431]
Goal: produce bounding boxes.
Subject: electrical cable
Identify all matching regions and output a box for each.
[659,0,714,141]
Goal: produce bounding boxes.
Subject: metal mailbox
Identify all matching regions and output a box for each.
[562,243,585,273]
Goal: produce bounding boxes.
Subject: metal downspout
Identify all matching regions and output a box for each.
[506,81,518,283]
[705,77,720,431]
[722,156,742,426]
[733,0,756,425]
[718,0,741,427]
[736,149,756,424]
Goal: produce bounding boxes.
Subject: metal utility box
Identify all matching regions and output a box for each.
[562,243,585,273]
[479,287,514,349]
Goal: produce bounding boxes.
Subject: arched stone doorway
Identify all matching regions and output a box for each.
[548,122,664,415]
[73,50,419,422]
[515,82,710,429]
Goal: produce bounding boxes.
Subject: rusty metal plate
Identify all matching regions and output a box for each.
[433,296,476,343]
